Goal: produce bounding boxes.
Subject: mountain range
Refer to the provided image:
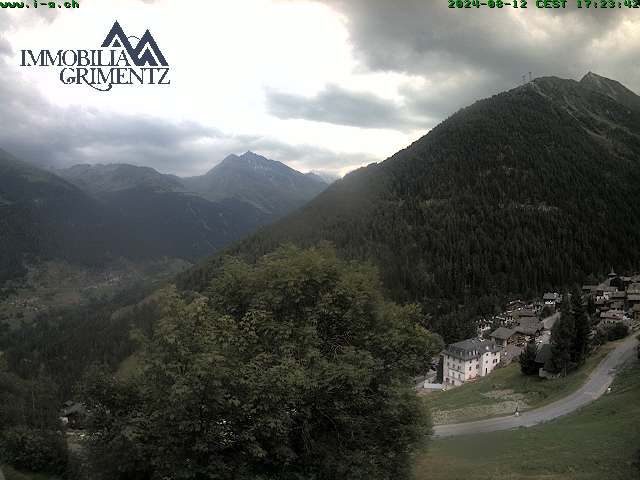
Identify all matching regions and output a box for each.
[0,151,328,282]
[181,73,640,340]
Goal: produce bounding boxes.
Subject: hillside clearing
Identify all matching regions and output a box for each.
[415,361,640,480]
[426,341,619,425]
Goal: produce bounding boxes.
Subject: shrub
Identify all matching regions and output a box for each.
[605,322,629,341]
[0,426,68,475]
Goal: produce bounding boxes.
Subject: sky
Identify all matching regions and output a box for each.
[0,0,639,177]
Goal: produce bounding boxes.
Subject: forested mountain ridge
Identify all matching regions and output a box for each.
[181,74,640,338]
[58,163,184,195]
[0,149,128,282]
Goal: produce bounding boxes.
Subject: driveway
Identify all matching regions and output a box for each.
[434,334,638,438]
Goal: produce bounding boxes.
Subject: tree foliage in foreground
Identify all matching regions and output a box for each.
[81,245,443,480]
[0,370,69,476]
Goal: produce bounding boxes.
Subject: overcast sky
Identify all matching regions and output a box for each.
[0,0,638,176]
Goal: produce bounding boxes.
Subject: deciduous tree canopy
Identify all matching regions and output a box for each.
[81,245,442,480]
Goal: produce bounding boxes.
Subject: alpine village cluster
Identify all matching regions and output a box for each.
[419,269,640,391]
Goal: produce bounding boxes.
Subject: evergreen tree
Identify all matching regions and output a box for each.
[547,293,575,376]
[572,288,590,365]
[519,339,539,376]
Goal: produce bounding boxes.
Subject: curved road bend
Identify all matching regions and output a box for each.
[434,334,638,438]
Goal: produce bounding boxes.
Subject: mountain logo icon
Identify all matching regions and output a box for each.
[101,21,168,67]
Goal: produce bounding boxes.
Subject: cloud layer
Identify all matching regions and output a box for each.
[1,1,639,177]
[289,1,640,131]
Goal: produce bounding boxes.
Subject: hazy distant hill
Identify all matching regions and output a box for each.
[306,170,340,185]
[59,163,184,195]
[182,73,640,338]
[182,151,327,216]
[100,187,269,260]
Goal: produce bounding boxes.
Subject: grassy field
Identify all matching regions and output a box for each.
[426,342,618,425]
[415,361,640,480]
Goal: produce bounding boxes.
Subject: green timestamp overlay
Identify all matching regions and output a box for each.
[448,0,640,8]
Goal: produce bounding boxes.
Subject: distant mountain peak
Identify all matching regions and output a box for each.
[183,151,327,216]
[306,170,340,185]
[242,150,260,158]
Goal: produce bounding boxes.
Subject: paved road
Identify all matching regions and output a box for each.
[434,334,638,438]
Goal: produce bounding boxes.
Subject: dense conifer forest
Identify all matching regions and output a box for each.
[181,75,640,341]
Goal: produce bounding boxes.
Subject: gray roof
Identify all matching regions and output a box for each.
[61,402,87,417]
[599,286,618,293]
[627,283,640,293]
[444,338,501,361]
[628,294,640,302]
[516,309,538,318]
[515,318,543,335]
[535,344,552,364]
[543,293,558,301]
[490,327,516,340]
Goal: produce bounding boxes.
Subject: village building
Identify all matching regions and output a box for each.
[627,283,640,295]
[597,285,618,297]
[609,300,625,311]
[489,327,516,348]
[514,318,543,343]
[629,294,640,309]
[542,292,561,312]
[611,290,626,299]
[442,339,501,387]
[506,300,527,311]
[633,304,640,322]
[600,309,625,325]
[60,401,87,429]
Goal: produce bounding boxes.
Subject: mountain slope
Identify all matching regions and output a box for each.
[183,151,327,216]
[0,153,274,282]
[0,149,127,281]
[59,163,183,195]
[580,72,640,112]
[181,74,640,337]
[100,188,269,260]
